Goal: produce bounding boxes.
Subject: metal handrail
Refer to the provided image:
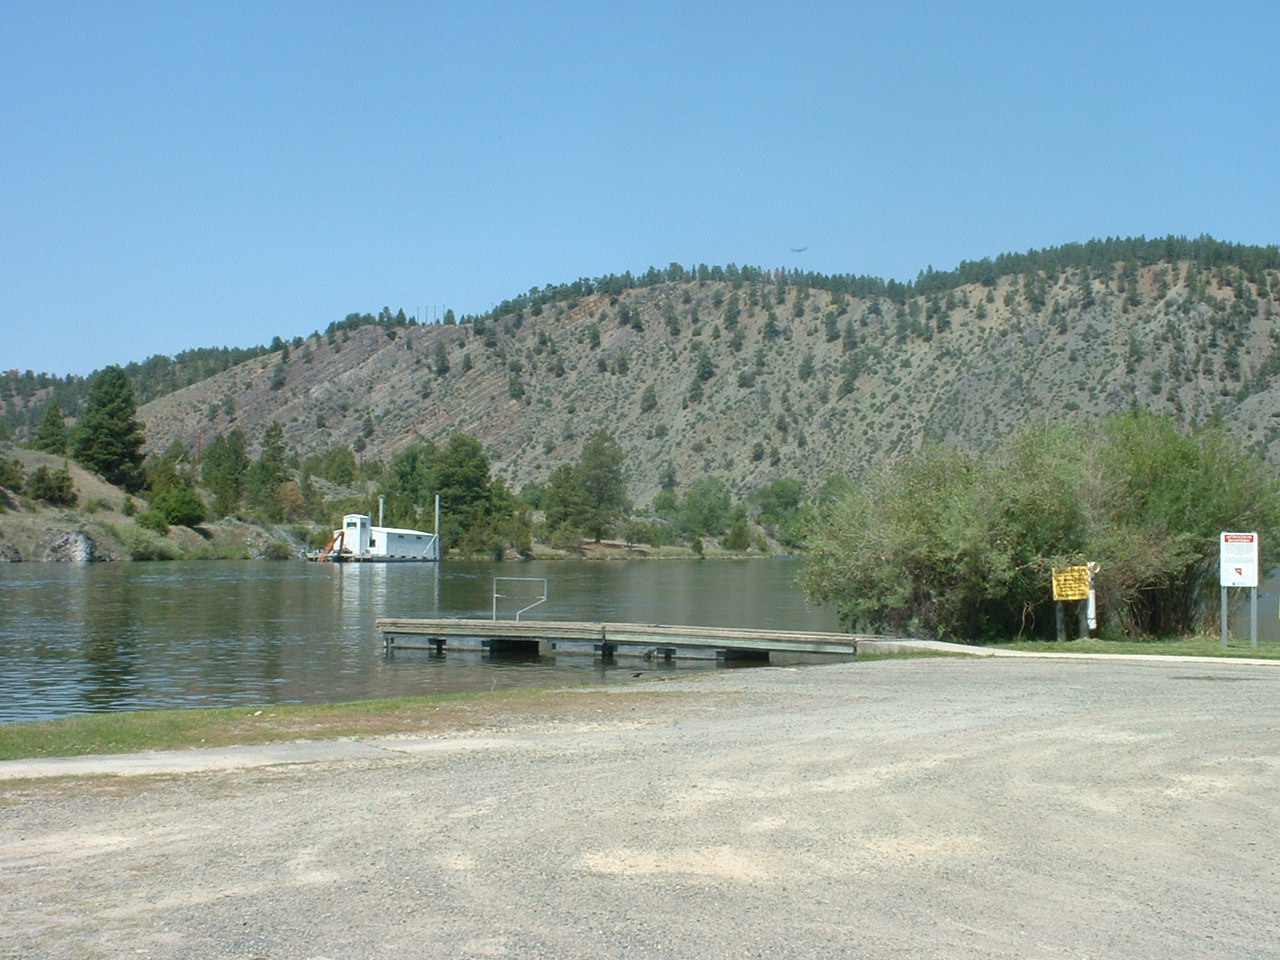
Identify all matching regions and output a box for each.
[492,577,548,621]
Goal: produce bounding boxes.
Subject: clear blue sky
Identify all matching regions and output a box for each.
[4,1,1278,376]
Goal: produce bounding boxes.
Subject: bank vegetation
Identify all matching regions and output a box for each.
[803,413,1280,642]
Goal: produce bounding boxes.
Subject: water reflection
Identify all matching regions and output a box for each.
[0,559,842,723]
[82,605,142,711]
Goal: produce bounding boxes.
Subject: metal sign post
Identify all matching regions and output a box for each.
[1219,532,1259,649]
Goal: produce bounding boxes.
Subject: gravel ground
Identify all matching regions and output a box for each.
[2,656,1278,960]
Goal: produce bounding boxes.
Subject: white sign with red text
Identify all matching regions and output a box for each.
[1219,532,1259,588]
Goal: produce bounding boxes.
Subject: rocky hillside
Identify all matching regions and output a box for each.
[135,254,1280,507]
[0,449,311,561]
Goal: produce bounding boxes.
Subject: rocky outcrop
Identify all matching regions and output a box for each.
[45,530,98,562]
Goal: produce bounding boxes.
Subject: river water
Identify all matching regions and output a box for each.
[0,559,842,723]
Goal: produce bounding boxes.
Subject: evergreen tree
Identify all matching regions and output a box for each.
[319,445,358,486]
[542,431,630,542]
[0,456,23,495]
[578,430,629,540]
[376,442,438,527]
[433,433,494,540]
[31,401,68,454]
[202,427,249,517]
[151,483,207,527]
[639,384,658,414]
[724,518,751,551]
[246,421,288,519]
[543,462,590,539]
[25,462,77,506]
[69,366,145,491]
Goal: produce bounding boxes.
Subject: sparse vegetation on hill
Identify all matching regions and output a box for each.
[7,235,1280,622]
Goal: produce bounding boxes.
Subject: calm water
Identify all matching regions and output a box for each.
[0,559,842,723]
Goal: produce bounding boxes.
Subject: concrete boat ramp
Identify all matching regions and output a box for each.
[376,617,885,661]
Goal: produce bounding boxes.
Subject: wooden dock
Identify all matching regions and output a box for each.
[376,617,877,661]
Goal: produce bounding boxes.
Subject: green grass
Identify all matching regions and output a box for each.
[855,647,965,661]
[0,689,581,762]
[991,635,1280,658]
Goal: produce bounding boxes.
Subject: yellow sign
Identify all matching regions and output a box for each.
[1052,566,1091,601]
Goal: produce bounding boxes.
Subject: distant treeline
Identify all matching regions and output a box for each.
[4,234,1278,439]
[0,345,274,435]
[482,234,1280,319]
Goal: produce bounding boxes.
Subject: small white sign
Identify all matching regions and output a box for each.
[1220,532,1259,587]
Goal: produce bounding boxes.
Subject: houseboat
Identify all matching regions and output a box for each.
[314,513,440,562]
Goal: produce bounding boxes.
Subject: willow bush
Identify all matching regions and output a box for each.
[803,414,1280,641]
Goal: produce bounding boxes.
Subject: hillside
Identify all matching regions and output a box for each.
[0,449,308,561]
[133,253,1280,508]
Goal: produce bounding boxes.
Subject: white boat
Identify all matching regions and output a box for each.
[314,513,439,562]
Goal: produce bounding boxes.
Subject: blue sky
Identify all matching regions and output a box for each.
[4,1,1278,376]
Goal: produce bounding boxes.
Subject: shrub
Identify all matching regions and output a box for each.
[117,525,181,560]
[724,519,751,551]
[26,464,77,506]
[549,523,583,552]
[137,511,170,535]
[803,415,1280,641]
[151,485,207,528]
[0,457,24,492]
[261,541,294,560]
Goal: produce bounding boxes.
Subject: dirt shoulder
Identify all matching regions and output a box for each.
[2,657,1277,959]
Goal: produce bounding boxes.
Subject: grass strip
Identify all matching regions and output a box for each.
[991,636,1280,658]
[4,641,1273,762]
[0,687,660,762]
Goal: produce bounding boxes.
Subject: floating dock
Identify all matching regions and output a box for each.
[376,618,884,661]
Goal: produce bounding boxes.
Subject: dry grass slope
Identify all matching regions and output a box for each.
[136,261,1280,507]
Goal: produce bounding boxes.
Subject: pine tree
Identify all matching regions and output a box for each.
[542,431,629,542]
[578,430,629,541]
[202,427,249,517]
[31,401,68,455]
[246,421,288,519]
[26,462,77,506]
[69,366,145,491]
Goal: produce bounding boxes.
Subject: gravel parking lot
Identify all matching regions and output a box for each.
[2,656,1278,959]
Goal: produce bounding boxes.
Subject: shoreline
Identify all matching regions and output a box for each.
[4,656,1278,958]
[4,646,1278,774]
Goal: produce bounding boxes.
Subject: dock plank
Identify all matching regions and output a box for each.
[376,618,868,659]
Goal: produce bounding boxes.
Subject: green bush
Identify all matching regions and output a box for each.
[548,523,583,552]
[802,414,1280,641]
[25,464,77,506]
[117,525,181,560]
[724,519,751,551]
[0,457,25,492]
[136,511,170,535]
[151,485,207,528]
[261,541,294,560]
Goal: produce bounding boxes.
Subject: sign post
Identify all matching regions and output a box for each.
[1219,532,1259,649]
[1052,565,1092,642]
